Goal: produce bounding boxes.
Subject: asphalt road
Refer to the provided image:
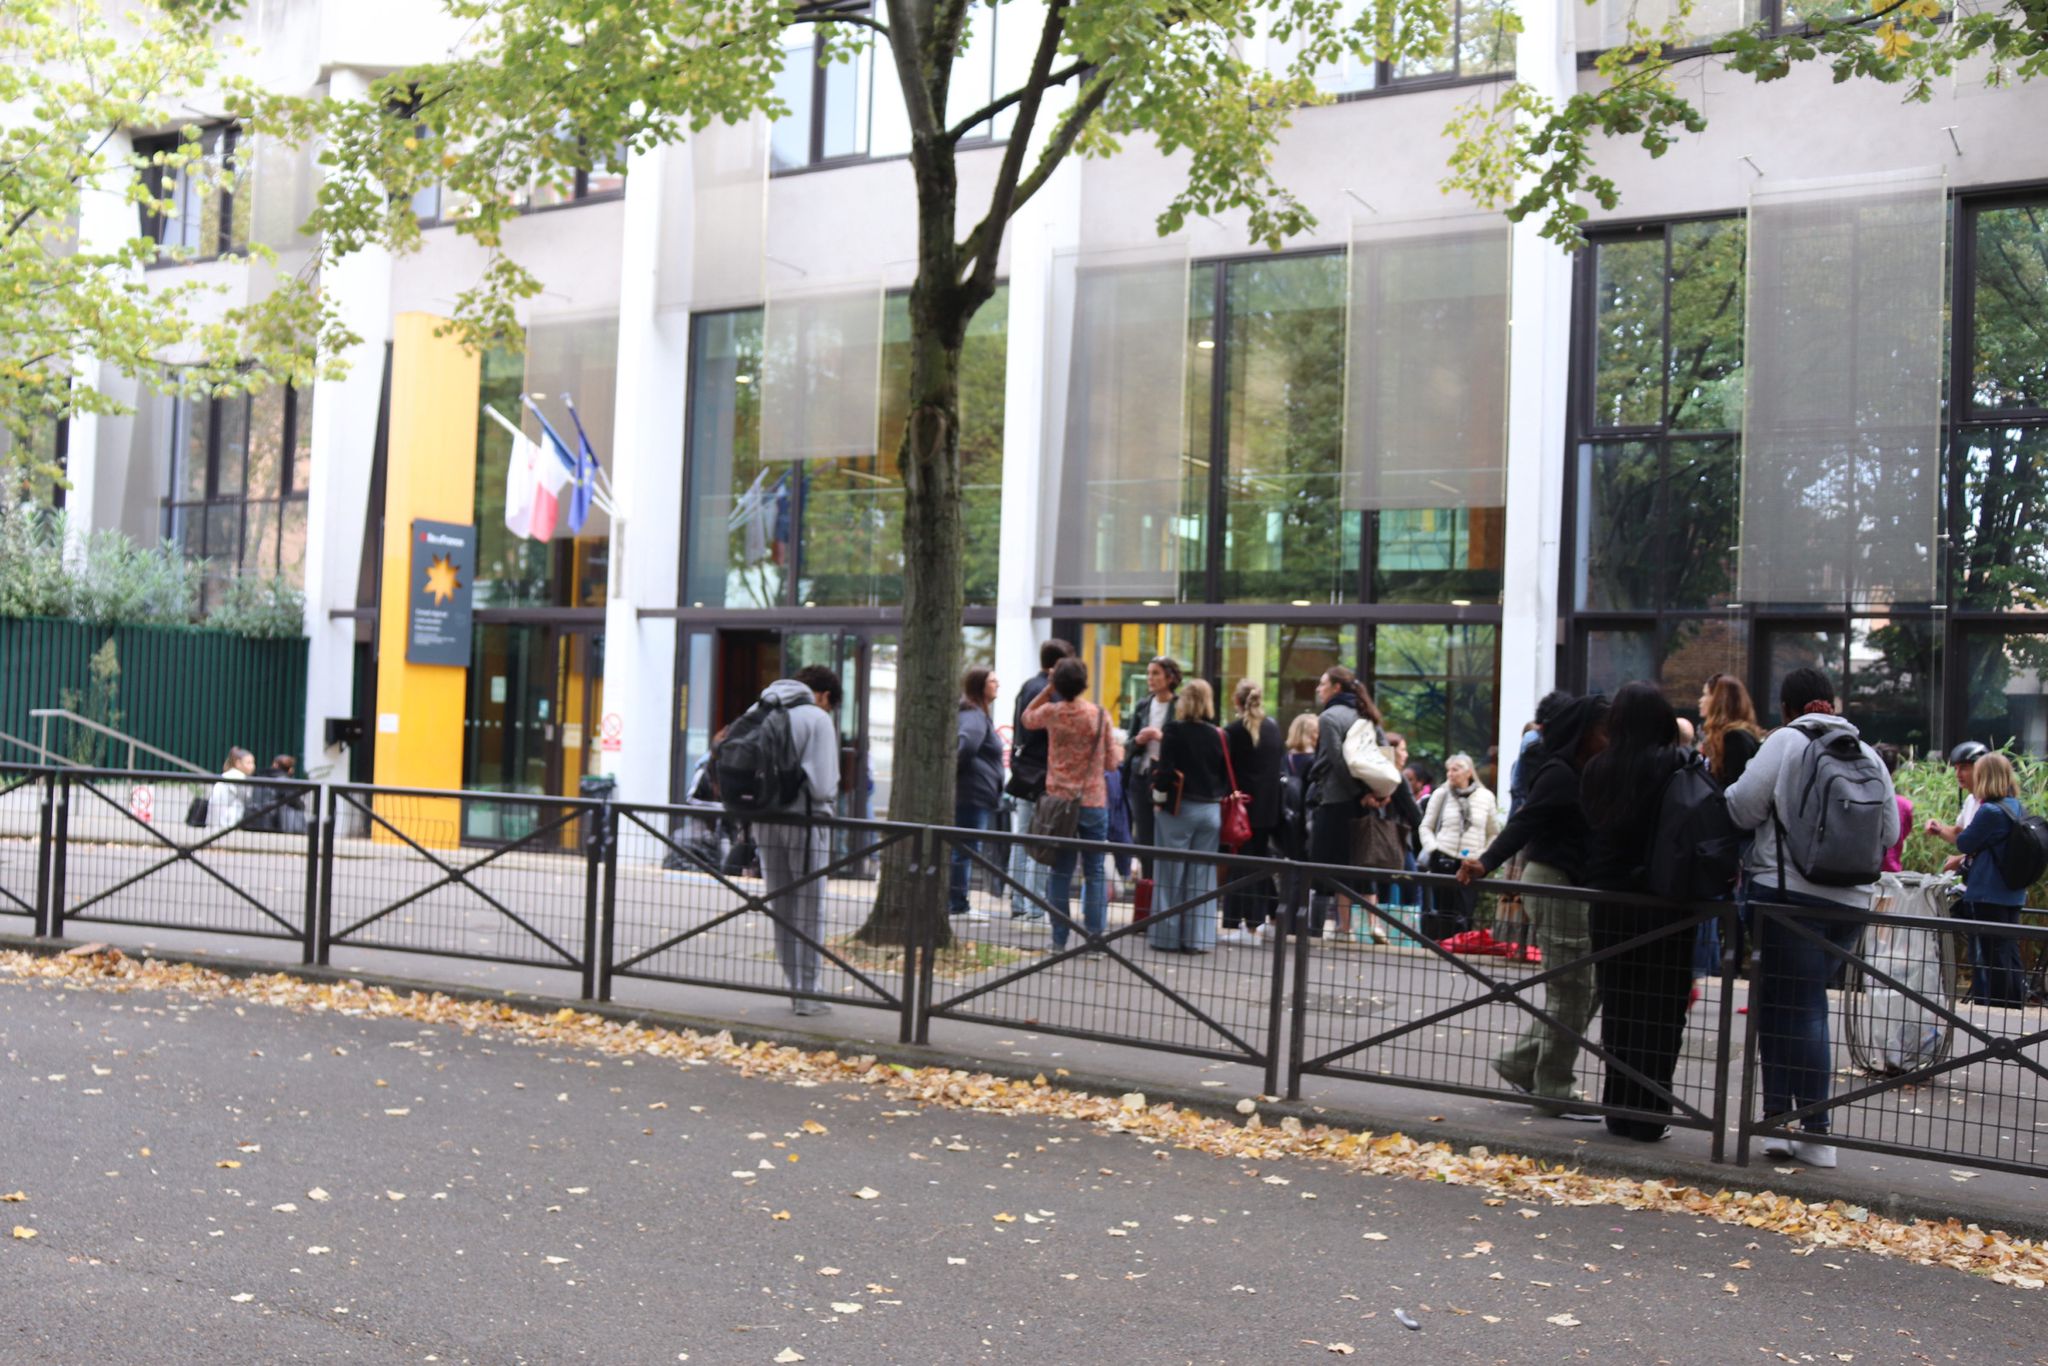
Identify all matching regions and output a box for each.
[0,973,2037,1365]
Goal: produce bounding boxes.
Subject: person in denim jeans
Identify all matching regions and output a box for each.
[1724,666,1899,1170]
[1021,659,1123,953]
[1147,680,1229,954]
[1952,752,2030,1008]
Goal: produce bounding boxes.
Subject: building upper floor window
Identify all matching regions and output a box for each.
[164,380,312,601]
[414,138,627,224]
[1263,0,1514,98]
[770,1,1038,172]
[136,124,245,261]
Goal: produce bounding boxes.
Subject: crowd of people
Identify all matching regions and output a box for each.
[194,748,307,834]
[971,639,1499,953]
[722,646,2038,1153]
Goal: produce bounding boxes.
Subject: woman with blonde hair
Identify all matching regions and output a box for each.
[1220,679,1284,944]
[1149,678,1230,952]
[1955,751,2032,1007]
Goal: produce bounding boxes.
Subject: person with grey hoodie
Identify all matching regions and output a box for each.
[1723,665,1899,1170]
[755,665,844,1016]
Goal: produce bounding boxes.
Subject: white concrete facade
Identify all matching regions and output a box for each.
[50,0,2048,797]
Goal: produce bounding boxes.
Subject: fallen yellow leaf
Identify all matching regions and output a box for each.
[11,1226,35,1241]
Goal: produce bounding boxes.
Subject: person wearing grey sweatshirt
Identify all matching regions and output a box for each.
[755,668,844,1016]
[1722,666,1899,1170]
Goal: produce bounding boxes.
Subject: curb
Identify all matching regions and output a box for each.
[7,931,2046,1244]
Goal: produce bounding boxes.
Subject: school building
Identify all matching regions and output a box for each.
[47,0,2048,832]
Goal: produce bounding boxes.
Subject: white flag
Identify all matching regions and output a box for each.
[503,428,541,539]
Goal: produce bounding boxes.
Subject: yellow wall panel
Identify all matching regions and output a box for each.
[372,314,480,846]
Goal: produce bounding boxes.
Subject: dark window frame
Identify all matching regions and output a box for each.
[161,381,311,587]
[1563,185,2048,755]
[135,123,241,264]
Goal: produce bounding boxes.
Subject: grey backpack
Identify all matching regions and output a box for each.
[1770,717,1890,888]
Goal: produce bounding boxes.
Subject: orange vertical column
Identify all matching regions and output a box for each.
[371,314,481,846]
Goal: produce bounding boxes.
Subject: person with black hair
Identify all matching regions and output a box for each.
[1580,682,1693,1141]
[1007,638,1074,920]
[1508,689,1573,815]
[1724,665,1899,1169]
[1458,693,1609,1119]
[1022,658,1124,952]
[1121,656,1182,881]
[1304,665,1382,940]
[950,666,1004,923]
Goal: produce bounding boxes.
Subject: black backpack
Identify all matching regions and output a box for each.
[1277,760,1307,860]
[712,697,806,815]
[1994,805,2048,894]
[1647,754,1744,903]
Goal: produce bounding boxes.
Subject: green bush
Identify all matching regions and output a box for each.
[1892,752,2048,907]
[0,500,301,638]
[205,573,306,639]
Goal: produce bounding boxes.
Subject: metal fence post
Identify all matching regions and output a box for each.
[1286,869,1315,1100]
[579,805,605,1002]
[1732,906,1766,1167]
[315,786,337,967]
[900,827,929,1046]
[299,785,321,966]
[597,804,620,1004]
[31,770,55,939]
[46,772,69,940]
[1264,865,1302,1099]
[1709,902,1739,1164]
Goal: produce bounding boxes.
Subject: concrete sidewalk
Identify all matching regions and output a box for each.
[4,965,2043,1364]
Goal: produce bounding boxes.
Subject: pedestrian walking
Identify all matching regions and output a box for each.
[1148,679,1229,953]
[1953,752,2031,1008]
[1021,659,1123,953]
[1581,682,1693,1141]
[1458,693,1609,1120]
[1219,680,1284,945]
[1121,656,1181,883]
[1006,639,1073,921]
[950,666,1005,924]
[741,666,844,1016]
[207,747,255,830]
[1417,753,1498,939]
[1724,666,1899,1168]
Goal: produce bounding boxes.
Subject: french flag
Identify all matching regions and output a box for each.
[502,425,571,541]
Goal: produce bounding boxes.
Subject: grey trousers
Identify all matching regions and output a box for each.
[757,819,832,997]
[1492,860,1597,1111]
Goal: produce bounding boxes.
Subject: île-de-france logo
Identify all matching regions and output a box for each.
[422,554,461,606]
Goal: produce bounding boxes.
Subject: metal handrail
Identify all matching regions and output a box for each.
[0,729,80,767]
[30,709,210,776]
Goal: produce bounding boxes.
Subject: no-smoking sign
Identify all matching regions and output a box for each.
[128,785,154,824]
[600,712,624,753]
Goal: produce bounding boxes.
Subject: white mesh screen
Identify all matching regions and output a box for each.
[758,281,885,462]
[1737,168,1947,608]
[1341,215,1510,511]
[1038,243,1192,600]
[677,115,767,313]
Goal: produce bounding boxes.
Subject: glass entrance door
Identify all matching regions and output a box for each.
[462,621,606,844]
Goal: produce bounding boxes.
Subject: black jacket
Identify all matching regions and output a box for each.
[1306,697,1365,808]
[1580,746,1688,894]
[1478,694,1606,883]
[1713,728,1760,786]
[1158,719,1230,805]
[1224,717,1285,830]
[956,704,1005,811]
[1011,673,1053,774]
[1120,691,1177,791]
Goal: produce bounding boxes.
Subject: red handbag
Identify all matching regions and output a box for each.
[1216,725,1254,853]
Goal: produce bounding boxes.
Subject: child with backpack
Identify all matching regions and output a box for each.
[1722,667,1900,1169]
[1953,752,2043,1009]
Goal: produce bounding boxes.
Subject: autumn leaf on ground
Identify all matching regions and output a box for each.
[774,1351,804,1363]
[216,1160,241,1169]
[851,1187,879,1201]
[801,1119,827,1134]
[830,1301,863,1314]
[1546,1313,1582,1327]
[11,1226,36,1240]
[307,1188,330,1202]
[0,1193,25,1203]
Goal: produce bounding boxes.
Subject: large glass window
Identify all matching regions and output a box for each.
[1219,254,1355,604]
[1216,622,1361,727]
[164,380,311,602]
[1372,623,1500,778]
[1963,631,2048,755]
[137,125,243,260]
[684,289,1007,610]
[1267,0,1513,92]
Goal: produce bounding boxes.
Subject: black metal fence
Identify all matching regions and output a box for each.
[6,766,2048,1182]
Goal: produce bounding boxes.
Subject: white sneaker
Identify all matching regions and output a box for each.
[1761,1137,1795,1159]
[1256,923,1278,941]
[1791,1140,1838,1169]
[959,908,991,923]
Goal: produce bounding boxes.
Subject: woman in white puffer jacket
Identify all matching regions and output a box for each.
[1418,754,1499,939]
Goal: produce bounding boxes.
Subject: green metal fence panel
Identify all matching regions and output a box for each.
[0,618,307,772]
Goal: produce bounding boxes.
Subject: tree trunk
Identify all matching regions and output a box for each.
[855,152,975,951]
